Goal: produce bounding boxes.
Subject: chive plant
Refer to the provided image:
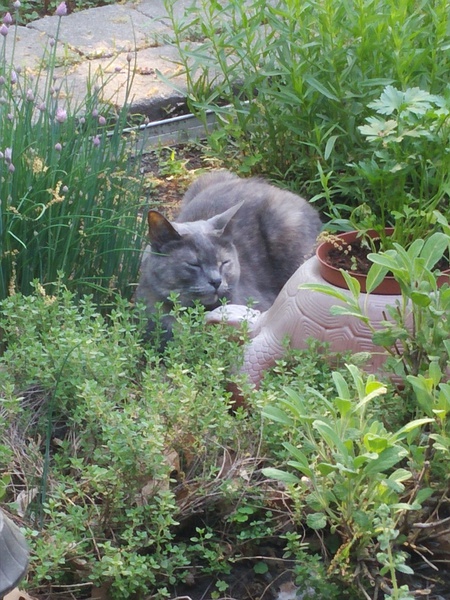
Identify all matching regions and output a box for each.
[0,2,146,304]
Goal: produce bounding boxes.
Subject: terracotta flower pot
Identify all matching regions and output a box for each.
[316,229,450,294]
[316,229,400,294]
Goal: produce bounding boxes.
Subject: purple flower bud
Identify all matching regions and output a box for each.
[55,107,67,123]
[0,96,6,104]
[91,108,98,118]
[62,185,68,193]
[55,2,67,16]
[98,115,106,126]
[15,66,21,74]
[7,113,13,121]
[79,117,85,124]
[3,12,13,25]
[4,147,12,162]
[13,1,21,8]
[38,102,46,112]
[126,52,132,63]
[0,76,4,85]
[92,135,101,147]
[8,163,15,173]
[49,37,55,47]
[0,24,8,36]
[26,89,34,102]
[115,66,122,73]
[10,70,17,84]
[55,143,62,152]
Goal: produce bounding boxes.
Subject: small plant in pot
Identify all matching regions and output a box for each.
[318,85,450,293]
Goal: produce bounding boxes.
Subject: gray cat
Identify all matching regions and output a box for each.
[135,170,322,335]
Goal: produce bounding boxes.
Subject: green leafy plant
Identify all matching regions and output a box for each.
[292,234,450,596]
[165,0,450,208]
[282,531,341,599]
[262,365,434,599]
[4,281,448,598]
[373,504,415,600]
[189,526,233,577]
[343,86,450,250]
[0,284,270,598]
[0,4,146,304]
[302,230,450,380]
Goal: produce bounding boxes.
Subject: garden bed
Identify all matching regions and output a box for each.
[2,0,450,597]
[139,143,214,217]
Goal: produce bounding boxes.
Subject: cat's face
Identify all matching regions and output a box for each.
[150,234,239,308]
[139,210,241,309]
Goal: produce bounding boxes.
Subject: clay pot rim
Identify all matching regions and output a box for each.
[316,228,450,295]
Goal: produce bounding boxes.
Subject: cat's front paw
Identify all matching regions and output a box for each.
[205,305,261,330]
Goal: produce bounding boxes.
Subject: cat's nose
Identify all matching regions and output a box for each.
[209,276,222,291]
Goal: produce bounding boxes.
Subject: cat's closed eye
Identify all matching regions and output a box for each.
[185,261,201,269]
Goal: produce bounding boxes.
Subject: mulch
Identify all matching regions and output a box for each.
[139,143,221,218]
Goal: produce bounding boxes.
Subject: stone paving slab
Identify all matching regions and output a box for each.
[2,25,79,69]
[52,44,191,120]
[134,0,196,26]
[2,1,201,118]
[27,3,172,58]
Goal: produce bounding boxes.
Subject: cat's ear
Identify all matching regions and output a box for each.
[147,210,182,251]
[208,201,245,236]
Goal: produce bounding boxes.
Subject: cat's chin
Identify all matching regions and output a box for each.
[199,291,231,310]
[201,295,221,309]
[184,291,221,309]
[204,301,221,311]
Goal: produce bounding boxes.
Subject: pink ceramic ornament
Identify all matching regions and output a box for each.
[207,256,406,387]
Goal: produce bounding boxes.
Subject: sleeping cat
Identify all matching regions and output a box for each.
[135,170,322,335]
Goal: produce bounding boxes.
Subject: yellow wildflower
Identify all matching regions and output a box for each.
[8,263,17,296]
[46,181,65,207]
[32,155,48,175]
